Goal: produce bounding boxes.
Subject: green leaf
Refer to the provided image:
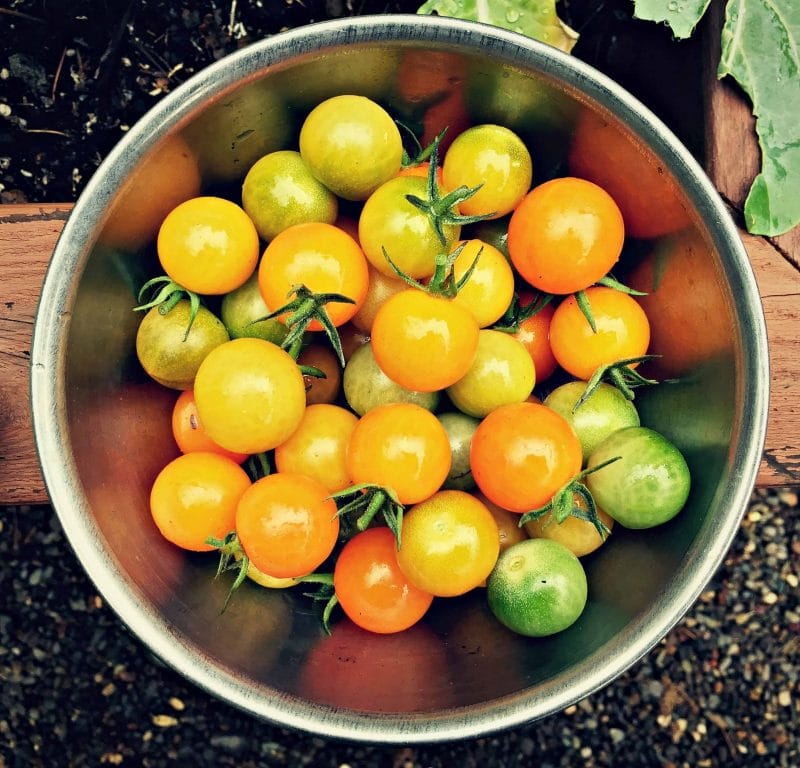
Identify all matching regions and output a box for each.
[417,0,579,53]
[632,0,712,39]
[718,0,800,236]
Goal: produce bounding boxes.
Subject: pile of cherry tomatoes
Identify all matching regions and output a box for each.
[136,94,691,639]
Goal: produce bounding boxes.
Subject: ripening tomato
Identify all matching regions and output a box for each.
[478,493,529,554]
[296,344,342,405]
[171,390,248,463]
[397,490,500,597]
[274,404,358,492]
[549,287,650,380]
[351,265,408,334]
[513,294,558,383]
[524,495,614,558]
[471,402,582,513]
[396,161,445,187]
[194,338,306,454]
[299,95,403,201]
[235,473,339,578]
[258,222,369,329]
[442,124,533,219]
[371,290,479,392]
[346,403,451,505]
[157,196,259,295]
[450,239,515,328]
[508,177,624,294]
[334,527,434,634]
[150,452,250,551]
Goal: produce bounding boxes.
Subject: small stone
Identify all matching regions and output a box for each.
[101,683,116,696]
[778,690,791,707]
[609,728,625,744]
[580,747,592,758]
[0,104,11,117]
[168,697,185,711]
[563,705,577,715]
[657,714,672,728]
[785,573,798,588]
[763,592,778,605]
[152,714,179,728]
[737,744,749,755]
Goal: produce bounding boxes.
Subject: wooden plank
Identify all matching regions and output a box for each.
[0,200,797,504]
[0,204,71,504]
[703,0,800,487]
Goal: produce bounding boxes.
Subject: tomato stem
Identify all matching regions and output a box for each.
[597,274,648,296]
[206,531,250,612]
[574,289,597,333]
[329,483,405,549]
[575,355,662,410]
[134,275,201,342]
[298,573,338,635]
[493,291,554,334]
[244,452,272,482]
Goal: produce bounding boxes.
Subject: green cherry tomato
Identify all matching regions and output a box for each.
[446,330,535,418]
[586,426,691,529]
[487,539,588,637]
[438,412,481,491]
[299,95,403,201]
[136,300,229,390]
[343,342,440,416]
[220,272,289,345]
[242,150,338,241]
[543,381,640,462]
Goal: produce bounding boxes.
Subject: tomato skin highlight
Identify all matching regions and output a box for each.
[235,473,339,578]
[508,177,624,295]
[258,222,369,329]
[471,402,582,513]
[549,286,650,381]
[150,452,250,552]
[346,403,452,505]
[157,196,259,295]
[334,527,434,634]
[371,290,479,392]
[397,490,500,597]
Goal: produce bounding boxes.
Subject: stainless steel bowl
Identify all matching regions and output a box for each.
[31,15,769,743]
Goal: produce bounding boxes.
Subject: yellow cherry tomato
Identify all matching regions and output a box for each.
[451,239,515,328]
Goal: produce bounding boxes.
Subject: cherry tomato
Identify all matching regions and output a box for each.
[438,412,480,491]
[508,177,624,294]
[513,294,558,383]
[299,95,403,201]
[334,527,434,634]
[446,329,535,418]
[471,402,582,513]
[371,290,479,392]
[343,342,439,416]
[157,196,259,295]
[524,496,614,558]
[359,176,461,280]
[451,239,515,328]
[586,426,691,529]
[171,390,248,463]
[487,539,587,637]
[397,490,500,597]
[351,265,407,334]
[543,380,640,461]
[346,403,451,505]
[235,472,339,578]
[150,452,250,551]
[220,271,288,344]
[442,124,532,219]
[136,299,229,390]
[337,323,371,362]
[258,222,369,329]
[194,338,306,454]
[296,343,341,405]
[396,161,445,186]
[242,150,337,241]
[478,493,529,553]
[549,287,650,380]
[274,404,358,493]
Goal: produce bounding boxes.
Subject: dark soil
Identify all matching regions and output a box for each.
[2,2,797,767]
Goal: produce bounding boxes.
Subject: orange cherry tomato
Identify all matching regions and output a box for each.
[171,390,248,463]
[235,473,339,579]
[508,177,624,295]
[296,344,342,405]
[258,222,369,329]
[470,402,582,513]
[150,452,250,551]
[396,161,445,187]
[274,404,358,493]
[477,492,529,554]
[346,403,451,505]
[157,196,259,295]
[513,294,558,382]
[371,290,479,392]
[549,286,651,380]
[334,527,433,634]
[351,265,408,334]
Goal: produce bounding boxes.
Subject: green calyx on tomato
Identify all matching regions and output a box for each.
[134,275,201,341]
[243,452,272,483]
[404,134,496,245]
[329,483,405,549]
[573,274,648,334]
[577,354,663,408]
[252,283,354,367]
[205,531,251,613]
[296,572,338,635]
[397,123,446,169]
[518,456,621,540]
[383,239,481,300]
[492,290,553,334]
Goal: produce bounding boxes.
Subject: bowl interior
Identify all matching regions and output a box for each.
[33,17,767,742]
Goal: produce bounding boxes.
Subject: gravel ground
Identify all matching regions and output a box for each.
[1,1,798,766]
